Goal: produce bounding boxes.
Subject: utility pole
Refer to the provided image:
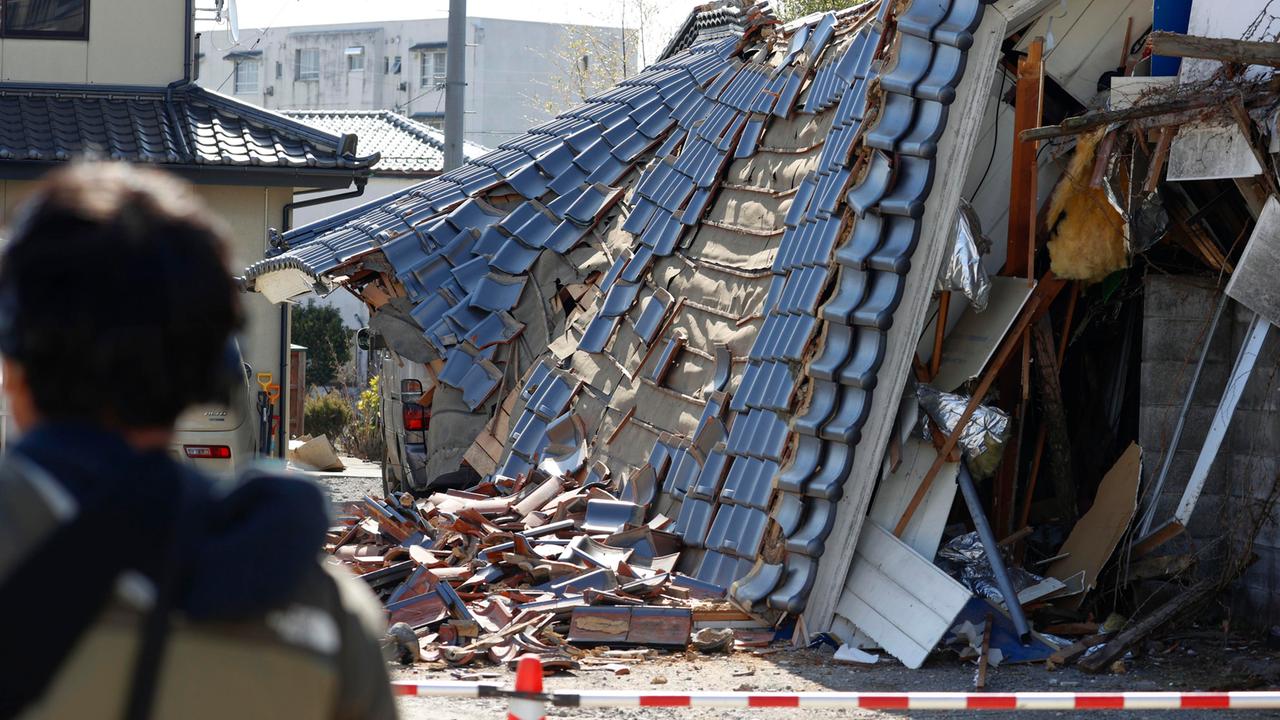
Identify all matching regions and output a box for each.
[444,0,466,171]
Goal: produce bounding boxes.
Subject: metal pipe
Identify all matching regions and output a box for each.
[444,0,467,171]
[956,463,1031,643]
[1137,292,1227,536]
[184,0,195,82]
[277,179,368,457]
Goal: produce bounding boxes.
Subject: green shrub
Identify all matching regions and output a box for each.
[344,375,385,460]
[305,392,353,441]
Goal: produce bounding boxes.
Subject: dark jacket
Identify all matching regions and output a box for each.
[0,424,396,719]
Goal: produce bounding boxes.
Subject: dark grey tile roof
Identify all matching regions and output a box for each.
[247,0,993,617]
[658,0,773,62]
[282,110,488,176]
[0,83,378,172]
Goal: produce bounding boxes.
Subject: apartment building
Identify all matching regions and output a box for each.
[199,17,637,147]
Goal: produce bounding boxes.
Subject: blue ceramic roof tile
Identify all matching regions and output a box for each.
[245,0,992,617]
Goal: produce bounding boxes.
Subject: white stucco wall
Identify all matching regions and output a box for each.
[0,0,185,85]
[0,178,293,437]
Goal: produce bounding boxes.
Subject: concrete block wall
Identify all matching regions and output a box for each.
[1140,274,1280,625]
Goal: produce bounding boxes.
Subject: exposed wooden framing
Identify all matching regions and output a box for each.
[1005,37,1044,278]
[1021,282,1078,530]
[1030,316,1076,522]
[930,291,951,379]
[893,274,1066,537]
[1144,127,1175,193]
[802,9,1009,636]
[1056,282,1079,364]
[1020,80,1278,142]
[1131,519,1186,559]
[1149,31,1280,69]
[1120,17,1135,73]
[997,39,1044,534]
[1229,98,1280,197]
[1088,130,1118,188]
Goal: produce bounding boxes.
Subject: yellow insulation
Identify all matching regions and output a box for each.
[1045,130,1128,283]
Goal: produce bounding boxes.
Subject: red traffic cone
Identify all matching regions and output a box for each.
[507,655,545,720]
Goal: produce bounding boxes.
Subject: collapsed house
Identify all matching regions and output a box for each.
[246,0,1280,673]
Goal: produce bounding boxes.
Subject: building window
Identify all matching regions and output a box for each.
[392,55,402,74]
[234,60,260,94]
[345,45,364,72]
[420,49,446,88]
[296,48,320,81]
[275,61,283,79]
[2,0,88,39]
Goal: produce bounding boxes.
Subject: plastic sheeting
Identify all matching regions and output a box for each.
[936,199,992,311]
[937,531,1043,607]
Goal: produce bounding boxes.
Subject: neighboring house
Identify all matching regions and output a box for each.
[279,110,488,382]
[0,0,378,455]
[197,17,637,146]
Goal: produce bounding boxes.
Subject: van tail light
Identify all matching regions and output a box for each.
[184,445,232,460]
[401,378,423,394]
[403,403,429,431]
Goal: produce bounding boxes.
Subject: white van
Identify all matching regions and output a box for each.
[171,343,259,476]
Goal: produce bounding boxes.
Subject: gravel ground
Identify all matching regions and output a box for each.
[310,465,1280,718]
[305,456,385,501]
[391,640,1280,720]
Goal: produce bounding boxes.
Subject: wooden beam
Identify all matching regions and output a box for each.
[893,274,1066,537]
[1020,79,1278,142]
[1130,519,1186,559]
[1143,127,1175,194]
[1030,316,1076,522]
[1229,98,1280,198]
[930,291,950,380]
[1021,282,1078,530]
[1077,573,1223,673]
[1149,30,1280,69]
[1005,37,1044,278]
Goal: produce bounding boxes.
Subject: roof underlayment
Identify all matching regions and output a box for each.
[247,0,1000,628]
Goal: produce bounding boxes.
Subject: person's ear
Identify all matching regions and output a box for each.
[2,357,38,431]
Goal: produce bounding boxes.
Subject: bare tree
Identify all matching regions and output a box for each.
[778,0,867,22]
[523,4,652,121]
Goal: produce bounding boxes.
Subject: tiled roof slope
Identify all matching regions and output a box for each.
[0,83,378,171]
[282,110,488,176]
[247,0,994,617]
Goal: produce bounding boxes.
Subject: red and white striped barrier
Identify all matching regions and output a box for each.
[393,683,1280,711]
[391,655,1280,712]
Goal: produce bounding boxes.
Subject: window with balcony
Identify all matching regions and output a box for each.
[234,60,259,94]
[419,49,446,88]
[296,48,320,81]
[2,0,88,39]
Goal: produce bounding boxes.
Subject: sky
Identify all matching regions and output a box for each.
[202,0,705,65]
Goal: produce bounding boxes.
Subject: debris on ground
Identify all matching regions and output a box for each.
[259,0,1280,683]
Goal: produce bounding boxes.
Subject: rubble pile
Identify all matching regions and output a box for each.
[255,0,1280,683]
[328,470,781,668]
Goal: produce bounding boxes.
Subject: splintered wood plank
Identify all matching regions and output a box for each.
[802,6,1009,636]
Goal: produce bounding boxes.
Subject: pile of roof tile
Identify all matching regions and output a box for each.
[329,465,775,666]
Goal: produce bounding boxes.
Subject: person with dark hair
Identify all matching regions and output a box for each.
[0,163,397,719]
